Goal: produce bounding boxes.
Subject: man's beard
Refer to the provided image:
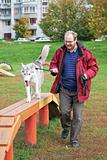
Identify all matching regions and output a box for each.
[67,44,76,52]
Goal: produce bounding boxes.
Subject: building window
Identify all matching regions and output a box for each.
[30,18,37,24]
[7,0,11,3]
[24,7,29,13]
[15,8,21,15]
[30,6,35,13]
[42,2,48,5]
[2,0,11,3]
[42,0,48,2]
[5,20,11,26]
[4,33,11,40]
[23,0,31,2]
[30,0,38,2]
[42,6,48,13]
[16,0,21,2]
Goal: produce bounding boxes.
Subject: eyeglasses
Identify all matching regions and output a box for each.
[65,40,75,44]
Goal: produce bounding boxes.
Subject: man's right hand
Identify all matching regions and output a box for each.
[50,68,58,76]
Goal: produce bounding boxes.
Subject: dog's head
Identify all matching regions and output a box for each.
[21,63,35,86]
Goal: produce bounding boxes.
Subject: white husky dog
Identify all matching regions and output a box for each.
[21,45,50,103]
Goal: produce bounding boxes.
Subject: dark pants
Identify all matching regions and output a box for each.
[59,87,83,142]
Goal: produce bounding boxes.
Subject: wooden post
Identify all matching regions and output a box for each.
[25,113,37,144]
[5,144,13,160]
[39,105,49,126]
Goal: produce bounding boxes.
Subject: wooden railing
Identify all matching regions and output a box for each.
[0,93,59,160]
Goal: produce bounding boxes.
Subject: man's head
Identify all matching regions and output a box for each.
[64,31,77,52]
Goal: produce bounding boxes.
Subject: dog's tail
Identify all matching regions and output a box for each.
[36,45,50,65]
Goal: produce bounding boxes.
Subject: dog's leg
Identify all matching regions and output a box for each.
[35,82,41,99]
[31,85,35,98]
[36,72,44,99]
[25,86,31,102]
[38,87,41,99]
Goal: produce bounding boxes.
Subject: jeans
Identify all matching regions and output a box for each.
[59,87,83,142]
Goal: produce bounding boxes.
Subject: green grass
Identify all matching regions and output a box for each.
[0,40,107,160]
[0,41,62,72]
[0,40,106,70]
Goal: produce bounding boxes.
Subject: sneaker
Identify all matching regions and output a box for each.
[70,140,80,148]
[61,129,69,139]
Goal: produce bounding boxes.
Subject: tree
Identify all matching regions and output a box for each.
[14,16,31,39]
[87,0,107,38]
[40,0,107,40]
[74,1,94,40]
[40,0,79,40]
[102,0,107,16]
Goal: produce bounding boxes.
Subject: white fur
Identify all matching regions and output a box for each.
[21,45,50,103]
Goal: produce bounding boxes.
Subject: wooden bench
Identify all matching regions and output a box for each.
[0,93,59,160]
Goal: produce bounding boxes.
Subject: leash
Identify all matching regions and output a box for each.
[35,67,50,72]
[33,61,50,72]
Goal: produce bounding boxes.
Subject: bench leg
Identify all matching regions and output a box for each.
[25,113,37,144]
[39,105,49,126]
[5,144,13,160]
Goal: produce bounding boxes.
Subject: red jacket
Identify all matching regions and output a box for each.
[50,42,99,102]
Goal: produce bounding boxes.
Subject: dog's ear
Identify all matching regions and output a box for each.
[21,63,25,68]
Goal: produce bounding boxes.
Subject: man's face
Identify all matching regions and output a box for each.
[64,34,77,51]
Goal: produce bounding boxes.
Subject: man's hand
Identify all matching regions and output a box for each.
[50,68,58,76]
[81,74,87,80]
[80,74,87,86]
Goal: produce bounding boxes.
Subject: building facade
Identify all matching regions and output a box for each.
[0,0,50,39]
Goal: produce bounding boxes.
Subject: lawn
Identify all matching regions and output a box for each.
[0,40,107,160]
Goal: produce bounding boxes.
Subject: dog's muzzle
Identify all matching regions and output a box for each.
[25,80,30,86]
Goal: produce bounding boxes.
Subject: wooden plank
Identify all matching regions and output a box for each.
[0,99,26,115]
[0,128,12,146]
[1,93,53,117]
[0,147,6,160]
[20,94,53,121]
[38,95,53,110]
[7,94,52,121]
[0,117,15,127]
[0,93,58,160]
[0,93,58,122]
[20,104,39,122]
[52,94,59,106]
[3,99,40,116]
[0,93,58,123]
[4,102,39,122]
[0,93,52,116]
[6,115,21,151]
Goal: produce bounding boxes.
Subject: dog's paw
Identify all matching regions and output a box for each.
[36,94,41,99]
[26,98,31,103]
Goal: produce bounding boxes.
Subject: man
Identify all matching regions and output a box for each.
[49,31,99,147]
